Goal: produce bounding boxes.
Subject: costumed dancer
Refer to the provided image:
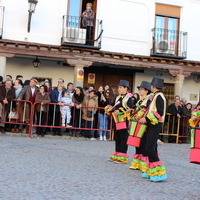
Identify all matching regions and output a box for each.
[189,109,200,128]
[129,81,151,171]
[138,76,167,182]
[189,104,200,165]
[105,80,133,163]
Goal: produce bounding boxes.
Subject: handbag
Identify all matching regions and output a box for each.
[87,110,93,118]
[8,111,19,120]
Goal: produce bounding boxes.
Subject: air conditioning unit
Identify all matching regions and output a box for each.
[155,40,175,55]
[63,27,86,44]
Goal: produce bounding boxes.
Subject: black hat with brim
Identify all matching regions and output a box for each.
[137,81,151,91]
[151,76,166,89]
[118,80,129,88]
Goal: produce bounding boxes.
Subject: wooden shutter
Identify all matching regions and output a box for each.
[156,4,180,17]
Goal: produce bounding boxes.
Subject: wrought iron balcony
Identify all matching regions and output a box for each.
[0,6,5,38]
[151,28,187,59]
[61,15,103,49]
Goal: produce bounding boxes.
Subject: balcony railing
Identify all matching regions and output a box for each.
[61,15,103,49]
[151,28,188,59]
[0,6,5,38]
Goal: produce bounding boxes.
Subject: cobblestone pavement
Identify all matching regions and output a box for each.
[0,133,200,200]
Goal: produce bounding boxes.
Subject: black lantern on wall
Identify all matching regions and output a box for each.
[32,57,41,68]
[27,0,38,32]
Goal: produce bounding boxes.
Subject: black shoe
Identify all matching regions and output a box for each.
[75,132,79,137]
[57,132,62,136]
[0,126,5,134]
[46,128,51,132]
[52,132,56,136]
[64,129,69,133]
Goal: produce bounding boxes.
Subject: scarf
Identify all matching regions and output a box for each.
[73,93,84,103]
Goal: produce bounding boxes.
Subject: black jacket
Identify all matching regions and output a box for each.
[167,103,183,116]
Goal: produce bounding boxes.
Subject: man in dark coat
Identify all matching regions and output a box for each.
[167,99,183,142]
[167,99,183,117]
[0,80,15,133]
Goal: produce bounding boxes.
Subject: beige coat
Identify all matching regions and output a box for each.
[82,95,98,121]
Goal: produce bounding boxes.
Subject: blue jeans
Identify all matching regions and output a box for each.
[98,113,109,137]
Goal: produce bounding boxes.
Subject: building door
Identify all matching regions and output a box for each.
[162,83,175,106]
[67,0,97,43]
[81,0,97,44]
[68,0,97,16]
[84,66,133,94]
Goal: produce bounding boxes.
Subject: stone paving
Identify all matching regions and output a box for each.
[0,133,200,200]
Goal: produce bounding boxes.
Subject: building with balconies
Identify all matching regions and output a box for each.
[0,0,200,104]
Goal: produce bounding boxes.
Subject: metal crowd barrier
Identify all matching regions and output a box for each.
[0,99,33,137]
[32,102,113,139]
[0,101,191,143]
[32,102,112,138]
[0,100,113,139]
[160,113,190,143]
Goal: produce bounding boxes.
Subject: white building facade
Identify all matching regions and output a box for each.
[0,0,200,104]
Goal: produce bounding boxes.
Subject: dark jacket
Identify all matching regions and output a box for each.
[0,85,15,110]
[50,89,65,112]
[182,106,192,117]
[0,85,16,102]
[167,103,183,116]
[35,92,51,112]
[81,9,95,27]
[97,92,110,114]
[72,93,85,105]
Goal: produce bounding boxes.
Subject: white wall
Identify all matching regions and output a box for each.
[2,0,67,45]
[2,0,200,61]
[183,76,200,105]
[181,0,200,61]
[99,0,200,61]
[100,0,155,55]
[6,57,74,87]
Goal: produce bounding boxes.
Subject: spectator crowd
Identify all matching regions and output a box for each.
[0,75,115,140]
[0,74,198,143]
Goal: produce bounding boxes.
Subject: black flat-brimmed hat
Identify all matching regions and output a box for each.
[151,76,165,89]
[118,80,129,88]
[137,81,151,91]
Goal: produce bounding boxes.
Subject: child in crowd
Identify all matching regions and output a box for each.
[60,91,74,127]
